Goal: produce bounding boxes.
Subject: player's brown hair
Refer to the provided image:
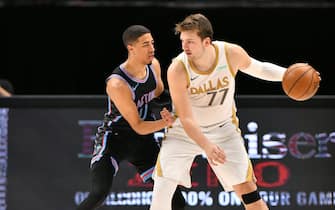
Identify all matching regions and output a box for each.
[175,13,213,40]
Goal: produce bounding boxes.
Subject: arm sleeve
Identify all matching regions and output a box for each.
[239,58,287,81]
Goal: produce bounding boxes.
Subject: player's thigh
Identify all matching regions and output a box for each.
[157,135,201,187]
[129,135,160,175]
[210,132,252,191]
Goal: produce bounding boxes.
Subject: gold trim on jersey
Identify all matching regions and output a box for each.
[188,43,219,75]
[231,106,239,127]
[224,43,236,78]
[246,159,255,182]
[231,106,241,133]
[155,153,163,177]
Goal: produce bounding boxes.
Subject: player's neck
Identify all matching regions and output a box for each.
[123,59,147,80]
[191,45,216,72]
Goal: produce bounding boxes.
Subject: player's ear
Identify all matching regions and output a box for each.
[128,44,138,56]
[203,37,211,46]
[127,44,134,53]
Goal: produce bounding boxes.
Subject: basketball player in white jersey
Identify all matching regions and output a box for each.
[150,13,292,210]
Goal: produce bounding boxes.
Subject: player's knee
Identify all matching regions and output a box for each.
[241,190,261,205]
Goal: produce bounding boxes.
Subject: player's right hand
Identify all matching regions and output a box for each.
[204,143,226,166]
[160,107,176,127]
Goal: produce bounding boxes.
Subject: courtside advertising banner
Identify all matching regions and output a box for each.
[1,97,334,210]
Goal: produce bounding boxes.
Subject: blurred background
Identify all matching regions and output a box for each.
[1,0,334,95]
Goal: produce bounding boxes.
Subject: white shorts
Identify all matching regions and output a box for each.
[154,122,256,192]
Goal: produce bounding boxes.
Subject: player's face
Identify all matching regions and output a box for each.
[180,30,206,60]
[131,33,155,64]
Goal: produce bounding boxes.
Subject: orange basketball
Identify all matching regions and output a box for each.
[282,63,320,101]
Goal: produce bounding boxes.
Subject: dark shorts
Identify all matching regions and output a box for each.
[91,127,161,182]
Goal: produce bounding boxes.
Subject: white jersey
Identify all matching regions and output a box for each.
[154,41,256,190]
[173,41,238,131]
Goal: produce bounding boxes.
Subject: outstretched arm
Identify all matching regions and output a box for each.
[226,43,286,81]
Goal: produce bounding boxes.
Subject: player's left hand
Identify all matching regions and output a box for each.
[204,142,226,166]
[160,107,175,127]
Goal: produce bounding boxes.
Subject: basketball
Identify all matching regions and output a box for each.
[282,63,321,101]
